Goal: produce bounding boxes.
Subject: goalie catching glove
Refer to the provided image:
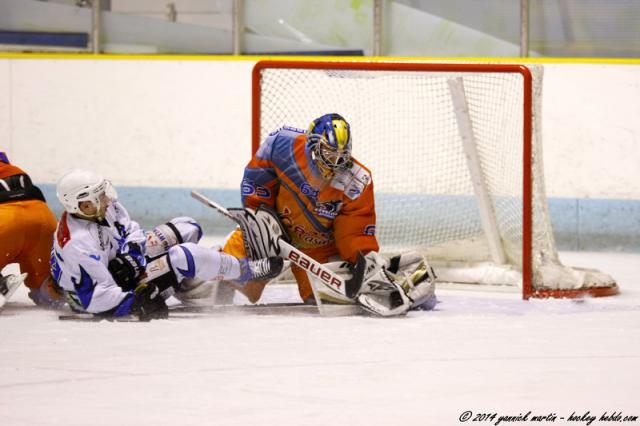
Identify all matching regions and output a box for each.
[387,251,438,311]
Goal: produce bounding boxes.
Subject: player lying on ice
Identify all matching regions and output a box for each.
[212,113,437,317]
[50,169,283,321]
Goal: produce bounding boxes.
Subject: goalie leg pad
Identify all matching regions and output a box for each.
[355,252,437,315]
[356,274,412,317]
[356,253,412,316]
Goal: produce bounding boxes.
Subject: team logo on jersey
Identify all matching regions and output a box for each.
[315,200,343,219]
[279,205,332,246]
[242,179,271,198]
[300,182,320,200]
[290,223,332,246]
[364,224,376,236]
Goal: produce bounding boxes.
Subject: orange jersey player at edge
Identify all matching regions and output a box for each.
[0,151,63,309]
[220,113,437,315]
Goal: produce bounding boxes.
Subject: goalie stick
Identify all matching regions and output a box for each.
[190,190,364,315]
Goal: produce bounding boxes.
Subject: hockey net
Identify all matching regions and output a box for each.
[252,60,618,299]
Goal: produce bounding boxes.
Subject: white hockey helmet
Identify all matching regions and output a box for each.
[56,169,117,217]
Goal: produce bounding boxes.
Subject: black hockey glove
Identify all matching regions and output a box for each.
[131,282,168,321]
[108,253,145,291]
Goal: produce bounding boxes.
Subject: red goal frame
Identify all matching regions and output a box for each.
[251,60,619,300]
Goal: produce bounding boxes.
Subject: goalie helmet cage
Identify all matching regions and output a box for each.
[251,60,618,300]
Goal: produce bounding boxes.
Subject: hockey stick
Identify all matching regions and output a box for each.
[172,302,361,316]
[191,190,355,315]
[58,303,362,321]
[58,313,207,322]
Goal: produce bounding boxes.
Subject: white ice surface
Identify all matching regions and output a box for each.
[1,250,639,426]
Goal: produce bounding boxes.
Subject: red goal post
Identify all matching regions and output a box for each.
[251,60,618,300]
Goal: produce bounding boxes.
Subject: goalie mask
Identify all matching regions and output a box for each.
[307,113,353,179]
[56,169,117,219]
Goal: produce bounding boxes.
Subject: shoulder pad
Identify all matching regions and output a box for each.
[330,161,372,200]
[256,135,276,159]
[258,126,305,159]
[268,125,306,137]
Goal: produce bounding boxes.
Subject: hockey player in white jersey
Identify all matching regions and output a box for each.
[51,170,283,320]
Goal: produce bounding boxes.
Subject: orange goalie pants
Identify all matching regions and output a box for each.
[0,199,57,290]
[222,228,338,304]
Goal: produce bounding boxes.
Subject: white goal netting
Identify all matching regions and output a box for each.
[254,62,616,298]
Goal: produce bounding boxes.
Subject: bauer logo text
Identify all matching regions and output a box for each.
[287,251,342,289]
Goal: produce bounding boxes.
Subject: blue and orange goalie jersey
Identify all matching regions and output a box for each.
[241,126,379,264]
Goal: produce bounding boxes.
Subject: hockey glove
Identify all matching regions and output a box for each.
[108,253,145,291]
[131,282,168,321]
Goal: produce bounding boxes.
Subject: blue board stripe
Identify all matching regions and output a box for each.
[36,184,640,252]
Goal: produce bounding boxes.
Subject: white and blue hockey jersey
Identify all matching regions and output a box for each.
[50,202,146,316]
